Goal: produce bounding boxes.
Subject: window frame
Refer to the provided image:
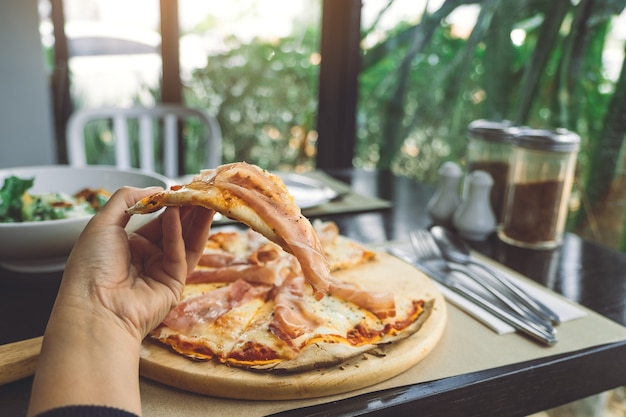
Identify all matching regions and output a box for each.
[50,0,362,170]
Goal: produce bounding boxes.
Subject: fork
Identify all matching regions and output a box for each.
[392,240,557,345]
[409,229,555,334]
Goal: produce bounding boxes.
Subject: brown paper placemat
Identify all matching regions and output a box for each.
[139,262,626,417]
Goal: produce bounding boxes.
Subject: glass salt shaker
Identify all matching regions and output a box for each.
[498,128,580,249]
[465,119,515,224]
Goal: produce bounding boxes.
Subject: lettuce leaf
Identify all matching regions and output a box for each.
[0,176,35,222]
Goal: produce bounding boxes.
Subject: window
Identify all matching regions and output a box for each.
[41,0,322,173]
[356,0,626,252]
[181,0,322,171]
[40,0,626,252]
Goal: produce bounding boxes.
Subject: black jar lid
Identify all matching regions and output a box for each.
[512,127,580,152]
[467,119,517,142]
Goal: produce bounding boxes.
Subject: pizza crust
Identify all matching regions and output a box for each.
[250,299,435,372]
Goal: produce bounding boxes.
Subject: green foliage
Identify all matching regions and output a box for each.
[346,0,626,251]
[356,0,626,246]
[75,0,625,248]
[185,25,321,172]
[358,0,624,170]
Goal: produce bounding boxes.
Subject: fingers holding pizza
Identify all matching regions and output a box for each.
[61,187,215,340]
[28,187,216,417]
[127,162,331,299]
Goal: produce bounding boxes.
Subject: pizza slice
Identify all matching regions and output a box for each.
[313,220,376,271]
[126,162,331,298]
[153,280,273,361]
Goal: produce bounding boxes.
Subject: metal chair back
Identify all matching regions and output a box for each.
[66,104,222,178]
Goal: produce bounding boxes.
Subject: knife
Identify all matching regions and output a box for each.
[466,256,562,325]
[386,248,558,346]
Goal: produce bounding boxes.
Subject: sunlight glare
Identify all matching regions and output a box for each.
[309,52,321,66]
[511,28,526,46]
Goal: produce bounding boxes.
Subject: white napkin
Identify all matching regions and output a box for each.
[381,242,587,335]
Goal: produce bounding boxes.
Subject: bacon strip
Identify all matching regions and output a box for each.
[329,279,396,319]
[270,276,325,343]
[186,265,278,285]
[163,279,272,333]
[313,220,340,247]
[198,251,238,268]
[198,242,280,269]
[126,162,331,299]
[248,243,281,265]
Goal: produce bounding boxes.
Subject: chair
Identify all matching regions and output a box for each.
[66,104,222,178]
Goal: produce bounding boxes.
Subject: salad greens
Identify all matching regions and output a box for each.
[0,176,36,222]
[0,175,109,223]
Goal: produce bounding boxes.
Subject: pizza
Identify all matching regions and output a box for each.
[127,163,435,373]
[149,222,434,372]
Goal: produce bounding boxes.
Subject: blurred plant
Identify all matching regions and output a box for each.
[73,0,626,249]
[185,24,321,172]
[357,0,626,249]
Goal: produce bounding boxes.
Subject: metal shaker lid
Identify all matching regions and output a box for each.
[467,119,516,142]
[512,127,580,152]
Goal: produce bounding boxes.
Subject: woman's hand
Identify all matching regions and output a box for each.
[28,186,214,417]
[60,186,214,341]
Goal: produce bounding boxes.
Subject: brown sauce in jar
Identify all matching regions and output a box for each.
[501,179,565,244]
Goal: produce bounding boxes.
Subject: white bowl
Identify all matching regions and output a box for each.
[0,165,170,273]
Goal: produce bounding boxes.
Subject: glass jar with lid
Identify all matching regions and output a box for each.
[465,119,516,223]
[498,128,580,249]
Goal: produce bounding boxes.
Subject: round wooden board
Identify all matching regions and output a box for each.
[139,251,447,400]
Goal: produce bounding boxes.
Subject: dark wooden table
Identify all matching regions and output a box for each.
[1,169,626,417]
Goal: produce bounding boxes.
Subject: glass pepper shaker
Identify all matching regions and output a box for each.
[498,128,580,249]
[465,119,515,224]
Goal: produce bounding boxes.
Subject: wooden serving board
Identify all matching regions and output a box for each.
[139,251,447,400]
[0,336,42,386]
